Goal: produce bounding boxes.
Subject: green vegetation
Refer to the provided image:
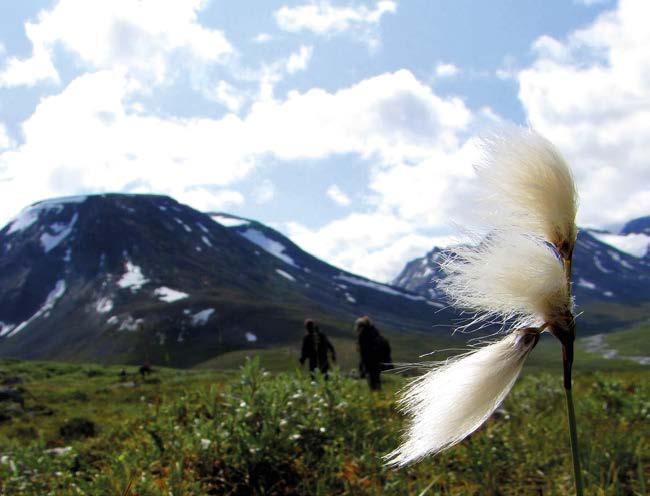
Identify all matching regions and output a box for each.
[0,356,648,495]
[604,321,650,357]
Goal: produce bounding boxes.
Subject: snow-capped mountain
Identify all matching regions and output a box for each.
[392,222,650,333]
[0,194,449,366]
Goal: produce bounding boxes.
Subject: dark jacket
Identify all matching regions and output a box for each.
[358,326,393,373]
[300,330,336,372]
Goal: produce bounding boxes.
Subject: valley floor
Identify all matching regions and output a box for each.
[0,357,648,495]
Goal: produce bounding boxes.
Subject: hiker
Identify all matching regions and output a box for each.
[356,316,393,390]
[139,363,153,378]
[299,319,336,378]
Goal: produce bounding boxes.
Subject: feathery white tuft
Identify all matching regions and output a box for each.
[439,230,571,328]
[475,128,578,251]
[386,331,538,466]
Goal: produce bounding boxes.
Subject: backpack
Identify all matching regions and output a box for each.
[376,335,393,371]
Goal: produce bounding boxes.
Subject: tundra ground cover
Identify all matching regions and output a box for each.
[0,357,647,495]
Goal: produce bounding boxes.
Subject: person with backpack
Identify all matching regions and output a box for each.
[355,316,393,390]
[299,319,336,379]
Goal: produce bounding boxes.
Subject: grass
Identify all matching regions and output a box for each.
[0,356,648,495]
[604,321,650,357]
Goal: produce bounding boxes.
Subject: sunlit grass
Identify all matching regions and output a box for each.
[0,357,647,495]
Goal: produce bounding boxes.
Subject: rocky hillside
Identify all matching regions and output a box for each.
[0,194,450,366]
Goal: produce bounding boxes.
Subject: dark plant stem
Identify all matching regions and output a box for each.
[561,255,583,495]
[562,341,583,496]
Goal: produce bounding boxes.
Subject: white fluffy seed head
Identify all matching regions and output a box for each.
[439,230,571,329]
[476,128,579,253]
[386,330,538,466]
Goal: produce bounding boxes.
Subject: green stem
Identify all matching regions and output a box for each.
[562,343,584,496]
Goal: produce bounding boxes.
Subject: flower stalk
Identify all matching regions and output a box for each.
[559,253,584,496]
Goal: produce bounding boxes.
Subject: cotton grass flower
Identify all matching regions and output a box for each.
[475,127,579,257]
[388,127,583,494]
[386,329,539,466]
[439,230,570,330]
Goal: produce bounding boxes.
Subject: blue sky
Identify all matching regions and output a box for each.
[1,0,649,281]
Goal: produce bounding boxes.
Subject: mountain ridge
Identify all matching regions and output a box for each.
[0,194,450,366]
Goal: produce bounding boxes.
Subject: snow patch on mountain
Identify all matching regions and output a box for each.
[7,197,87,235]
[591,232,650,258]
[335,274,429,302]
[345,293,357,303]
[240,228,297,267]
[607,250,634,269]
[191,308,215,326]
[577,278,596,290]
[40,213,78,252]
[7,207,40,234]
[6,280,66,337]
[154,287,189,303]
[96,297,113,314]
[118,316,144,332]
[0,322,15,338]
[593,256,612,274]
[211,214,250,228]
[118,262,149,292]
[201,236,212,248]
[276,269,296,282]
[174,218,192,232]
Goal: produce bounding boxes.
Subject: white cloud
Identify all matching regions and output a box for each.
[253,180,275,204]
[0,70,253,223]
[0,25,60,87]
[574,0,611,6]
[326,184,351,206]
[0,0,232,87]
[175,188,245,212]
[208,80,248,113]
[253,33,273,43]
[286,45,313,74]
[275,1,396,48]
[287,213,457,282]
[434,63,459,78]
[245,69,472,164]
[518,0,650,227]
[0,124,12,150]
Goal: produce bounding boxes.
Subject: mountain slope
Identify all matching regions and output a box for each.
[0,194,451,366]
[392,225,650,333]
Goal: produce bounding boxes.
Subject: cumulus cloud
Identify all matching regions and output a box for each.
[176,188,245,212]
[0,124,12,150]
[287,213,458,282]
[326,184,352,206]
[0,69,476,238]
[0,0,232,87]
[252,33,273,44]
[207,80,248,113]
[434,63,460,78]
[0,70,254,223]
[518,0,650,227]
[275,1,396,48]
[574,0,611,6]
[286,45,314,74]
[253,180,276,204]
